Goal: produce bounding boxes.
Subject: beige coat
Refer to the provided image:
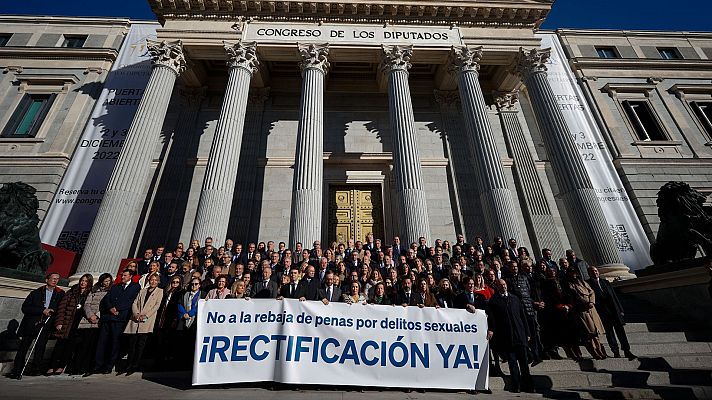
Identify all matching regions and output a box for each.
[566,278,605,338]
[124,287,164,334]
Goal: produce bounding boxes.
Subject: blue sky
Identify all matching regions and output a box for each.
[0,0,709,31]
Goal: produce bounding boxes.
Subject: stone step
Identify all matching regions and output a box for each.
[491,369,712,391]
[599,331,688,344]
[627,342,712,356]
[542,384,712,400]
[511,354,712,373]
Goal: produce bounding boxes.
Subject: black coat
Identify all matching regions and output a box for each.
[279,281,304,299]
[251,279,279,298]
[587,278,625,326]
[454,291,487,310]
[318,286,342,303]
[18,285,64,337]
[297,277,320,301]
[396,290,419,306]
[487,293,531,352]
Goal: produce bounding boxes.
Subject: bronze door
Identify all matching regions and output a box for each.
[328,185,384,245]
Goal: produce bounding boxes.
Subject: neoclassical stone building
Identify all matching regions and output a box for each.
[62,0,635,280]
[7,2,711,284]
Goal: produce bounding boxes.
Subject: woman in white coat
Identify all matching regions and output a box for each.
[124,273,164,375]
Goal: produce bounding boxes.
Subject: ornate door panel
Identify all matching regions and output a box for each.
[329,185,384,244]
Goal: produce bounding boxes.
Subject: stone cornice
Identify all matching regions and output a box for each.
[569,57,712,73]
[149,0,552,28]
[0,47,119,62]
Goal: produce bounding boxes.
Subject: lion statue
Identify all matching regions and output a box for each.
[0,182,52,274]
[650,181,712,265]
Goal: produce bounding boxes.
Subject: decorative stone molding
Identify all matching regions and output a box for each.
[224,41,260,74]
[298,43,330,74]
[433,89,460,109]
[379,45,413,73]
[493,91,519,111]
[146,39,186,75]
[248,86,271,106]
[448,45,483,74]
[513,47,551,79]
[647,76,665,84]
[83,66,105,75]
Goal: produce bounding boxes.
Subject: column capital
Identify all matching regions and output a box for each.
[433,90,461,109]
[448,45,483,74]
[513,47,551,79]
[379,45,413,73]
[224,41,260,74]
[248,87,271,107]
[298,43,330,75]
[493,91,519,112]
[146,39,186,76]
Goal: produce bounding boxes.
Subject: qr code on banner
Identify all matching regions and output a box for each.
[57,230,91,254]
[609,224,634,252]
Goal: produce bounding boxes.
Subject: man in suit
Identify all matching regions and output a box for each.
[268,252,284,283]
[137,248,154,275]
[363,233,376,252]
[416,237,429,260]
[587,266,636,360]
[540,248,558,271]
[240,242,257,266]
[344,239,355,261]
[319,272,342,304]
[566,249,590,281]
[8,273,64,379]
[455,277,487,310]
[278,268,304,299]
[345,250,360,272]
[397,276,419,306]
[316,257,330,284]
[455,234,470,254]
[391,236,405,262]
[251,264,279,298]
[433,254,449,282]
[507,238,520,260]
[231,243,244,264]
[487,279,534,393]
[92,269,140,375]
[297,265,320,301]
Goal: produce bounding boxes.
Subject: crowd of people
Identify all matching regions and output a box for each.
[6,233,637,393]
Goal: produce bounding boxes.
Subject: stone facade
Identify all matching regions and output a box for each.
[7,3,712,282]
[556,29,712,243]
[0,16,129,220]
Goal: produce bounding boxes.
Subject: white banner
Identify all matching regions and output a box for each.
[537,33,653,270]
[193,299,489,390]
[40,23,158,253]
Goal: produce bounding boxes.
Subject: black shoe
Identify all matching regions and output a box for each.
[549,351,563,360]
[531,358,543,367]
[613,351,621,358]
[125,369,135,377]
[6,372,21,380]
[624,351,637,360]
[511,388,521,393]
[102,369,112,374]
[82,372,93,378]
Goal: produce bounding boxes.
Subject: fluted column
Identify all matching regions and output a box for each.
[494,91,565,257]
[289,43,329,249]
[449,46,522,243]
[74,40,185,280]
[192,41,259,244]
[514,48,629,276]
[380,45,431,245]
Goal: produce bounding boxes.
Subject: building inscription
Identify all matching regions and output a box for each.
[244,22,462,46]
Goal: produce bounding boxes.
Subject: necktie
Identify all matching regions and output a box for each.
[291,283,295,296]
[327,287,332,301]
[469,292,474,303]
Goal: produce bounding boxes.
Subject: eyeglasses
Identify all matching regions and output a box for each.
[172,281,181,285]
[191,283,200,286]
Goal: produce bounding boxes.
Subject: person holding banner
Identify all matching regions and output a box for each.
[205,275,230,300]
[342,281,367,304]
[415,278,438,308]
[436,278,456,308]
[319,271,342,304]
[251,264,279,298]
[487,278,534,393]
[368,282,391,305]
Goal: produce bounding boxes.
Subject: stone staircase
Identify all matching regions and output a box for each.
[492,295,712,399]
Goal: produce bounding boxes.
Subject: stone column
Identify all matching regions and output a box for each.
[380,45,431,245]
[75,40,185,280]
[192,41,259,244]
[514,48,630,277]
[449,46,522,243]
[289,43,329,249]
[494,91,565,257]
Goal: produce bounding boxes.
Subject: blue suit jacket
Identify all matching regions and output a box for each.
[101,281,141,322]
